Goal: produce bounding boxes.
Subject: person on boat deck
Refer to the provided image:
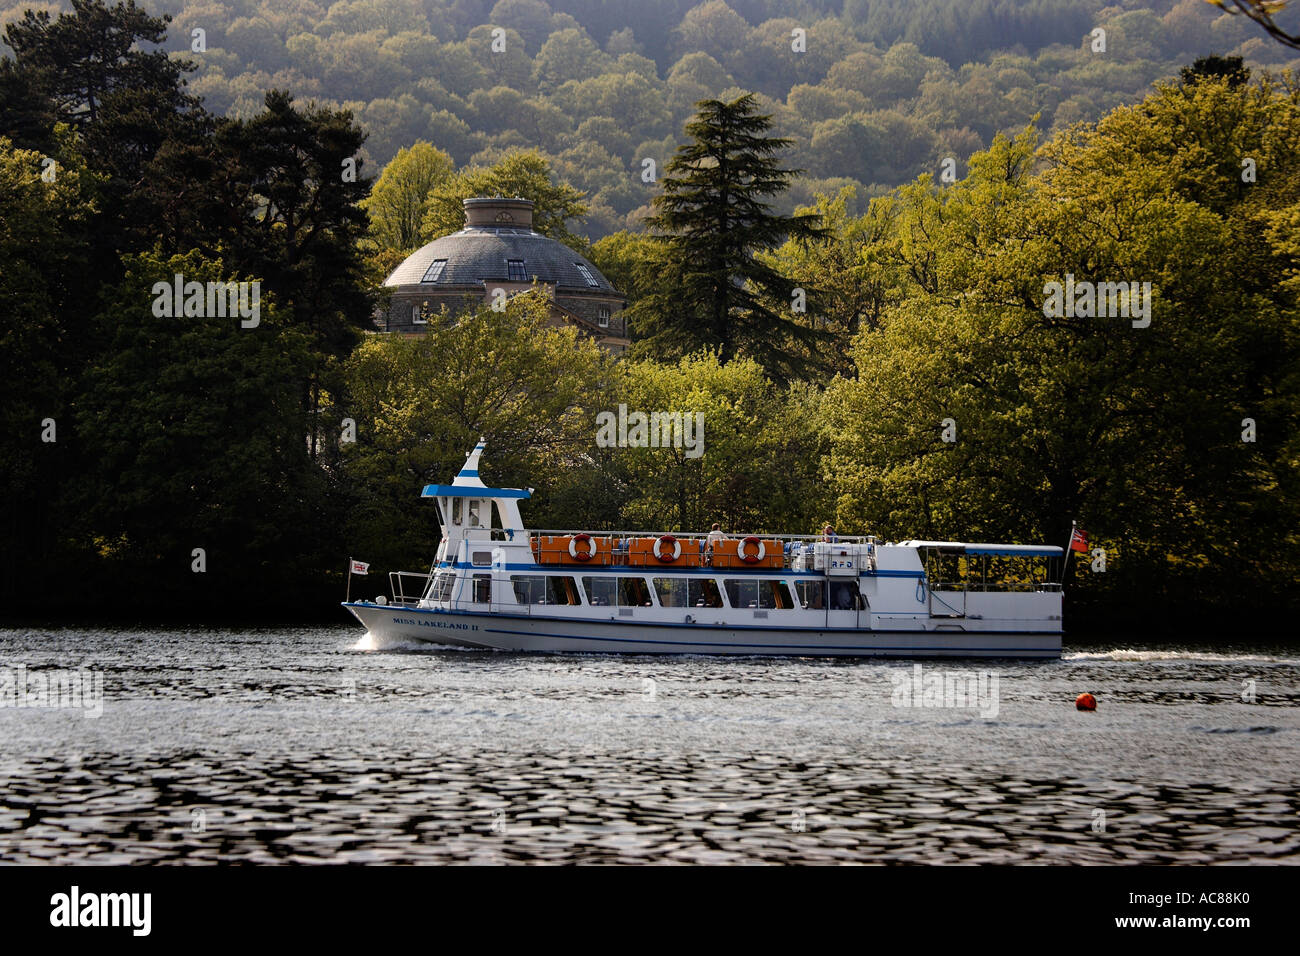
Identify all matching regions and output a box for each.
[705,522,725,565]
[822,524,837,543]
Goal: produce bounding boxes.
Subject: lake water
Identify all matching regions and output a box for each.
[1,626,1297,864]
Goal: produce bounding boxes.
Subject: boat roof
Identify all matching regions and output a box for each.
[900,541,1063,557]
[421,439,531,499]
[422,484,531,499]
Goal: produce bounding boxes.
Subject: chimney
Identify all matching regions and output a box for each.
[463,197,534,229]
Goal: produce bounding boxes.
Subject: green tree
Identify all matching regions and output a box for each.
[465,24,532,89]
[318,0,430,36]
[223,93,372,339]
[551,71,672,139]
[824,75,1300,621]
[362,141,454,252]
[488,0,555,54]
[2,0,193,129]
[341,292,610,567]
[0,57,60,153]
[589,230,663,304]
[760,186,903,377]
[629,92,830,381]
[531,27,611,93]
[671,0,751,69]
[2,0,210,257]
[0,132,98,607]
[214,91,373,463]
[69,251,329,613]
[420,148,590,250]
[1180,54,1250,87]
[610,352,827,532]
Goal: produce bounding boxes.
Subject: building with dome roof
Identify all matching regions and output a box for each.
[379,197,629,353]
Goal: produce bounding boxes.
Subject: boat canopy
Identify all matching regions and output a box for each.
[420,439,531,499]
[421,484,530,499]
[901,541,1063,557]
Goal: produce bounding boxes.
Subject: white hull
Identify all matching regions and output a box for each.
[345,603,1062,658]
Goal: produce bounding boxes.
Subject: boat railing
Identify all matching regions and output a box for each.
[970,581,1064,592]
[388,570,433,607]
[526,530,877,570]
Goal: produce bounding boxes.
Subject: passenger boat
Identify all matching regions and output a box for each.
[343,443,1065,658]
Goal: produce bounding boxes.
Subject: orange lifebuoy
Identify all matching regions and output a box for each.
[569,533,597,561]
[737,536,765,564]
[653,534,682,562]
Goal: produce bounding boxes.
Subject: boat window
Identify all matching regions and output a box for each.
[795,580,824,609]
[583,576,617,606]
[829,581,863,610]
[724,579,794,609]
[581,576,653,607]
[654,577,723,608]
[795,580,866,610]
[471,551,492,567]
[654,578,687,607]
[621,577,652,606]
[695,579,724,608]
[981,554,1058,591]
[510,575,581,605]
[472,574,491,603]
[451,498,462,526]
[468,499,484,527]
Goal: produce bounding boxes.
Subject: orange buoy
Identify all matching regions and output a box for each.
[1076,692,1097,711]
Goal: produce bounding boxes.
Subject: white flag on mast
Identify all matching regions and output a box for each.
[350,558,369,575]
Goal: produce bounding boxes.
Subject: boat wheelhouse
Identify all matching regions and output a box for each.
[343,443,1065,658]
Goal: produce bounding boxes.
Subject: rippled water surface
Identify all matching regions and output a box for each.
[1,626,1297,863]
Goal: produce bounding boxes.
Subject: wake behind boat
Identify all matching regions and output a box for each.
[343,443,1065,658]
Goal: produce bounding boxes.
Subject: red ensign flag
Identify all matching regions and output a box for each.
[1069,528,1089,553]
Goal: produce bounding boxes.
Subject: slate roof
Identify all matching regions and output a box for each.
[384,226,621,295]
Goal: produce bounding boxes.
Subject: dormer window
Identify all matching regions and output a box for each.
[575,263,599,287]
[507,259,527,281]
[420,259,447,283]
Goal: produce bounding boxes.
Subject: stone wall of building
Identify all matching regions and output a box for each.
[379,288,626,341]
[556,292,626,337]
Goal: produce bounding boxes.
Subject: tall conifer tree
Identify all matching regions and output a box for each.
[630,93,830,382]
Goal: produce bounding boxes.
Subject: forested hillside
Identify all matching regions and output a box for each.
[5,0,1292,236]
[4,0,1299,630]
